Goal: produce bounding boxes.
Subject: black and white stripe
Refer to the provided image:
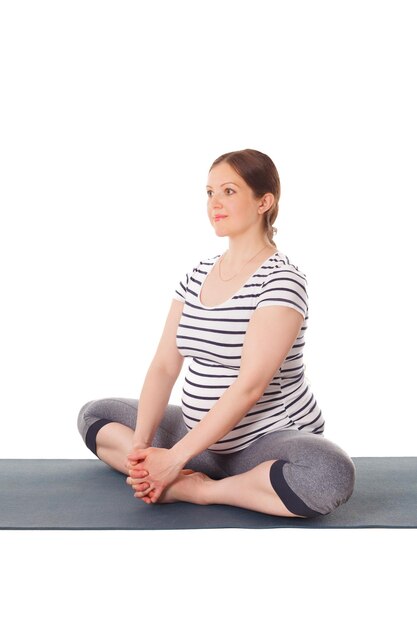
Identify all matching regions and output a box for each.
[173,250,325,454]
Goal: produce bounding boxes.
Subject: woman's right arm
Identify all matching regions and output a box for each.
[133,298,185,447]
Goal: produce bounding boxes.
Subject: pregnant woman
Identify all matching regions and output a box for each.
[77,148,355,518]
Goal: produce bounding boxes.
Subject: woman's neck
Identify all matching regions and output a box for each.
[224,240,276,268]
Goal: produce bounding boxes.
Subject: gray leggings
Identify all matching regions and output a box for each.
[77,397,356,518]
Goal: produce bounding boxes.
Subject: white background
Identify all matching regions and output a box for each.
[0,1,415,624]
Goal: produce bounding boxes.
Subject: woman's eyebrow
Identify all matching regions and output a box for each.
[206,181,240,189]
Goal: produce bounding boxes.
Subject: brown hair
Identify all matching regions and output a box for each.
[209,148,280,247]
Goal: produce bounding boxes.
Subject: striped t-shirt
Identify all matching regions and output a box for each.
[173,249,325,454]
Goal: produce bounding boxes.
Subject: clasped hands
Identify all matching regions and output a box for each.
[124,446,184,504]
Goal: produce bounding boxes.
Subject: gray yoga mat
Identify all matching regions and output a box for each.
[0,458,416,530]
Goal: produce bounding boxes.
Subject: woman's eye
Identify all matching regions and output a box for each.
[207,188,234,197]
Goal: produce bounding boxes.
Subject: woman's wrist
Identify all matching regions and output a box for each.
[171,438,193,466]
[168,446,188,471]
[132,434,152,448]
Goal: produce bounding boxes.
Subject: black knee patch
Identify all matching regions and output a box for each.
[85,419,114,457]
[269,460,322,518]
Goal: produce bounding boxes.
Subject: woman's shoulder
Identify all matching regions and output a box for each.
[257,250,309,317]
[266,249,308,283]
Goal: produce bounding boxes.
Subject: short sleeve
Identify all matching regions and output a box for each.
[255,265,309,319]
[172,262,200,303]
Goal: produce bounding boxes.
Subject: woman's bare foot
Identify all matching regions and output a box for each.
[128,469,214,505]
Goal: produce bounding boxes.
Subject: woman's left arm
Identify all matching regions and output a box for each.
[172,304,304,464]
[171,380,262,465]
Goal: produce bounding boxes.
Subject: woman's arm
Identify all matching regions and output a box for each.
[133,363,178,445]
[133,298,185,445]
[171,304,304,464]
[170,379,259,463]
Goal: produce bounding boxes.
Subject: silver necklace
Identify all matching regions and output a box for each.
[218,244,273,282]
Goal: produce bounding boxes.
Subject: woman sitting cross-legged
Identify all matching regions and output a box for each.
[77,148,355,518]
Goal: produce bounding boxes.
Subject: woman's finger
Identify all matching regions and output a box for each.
[134,489,152,499]
[128,448,150,462]
[125,456,140,467]
[132,482,150,492]
[129,467,147,476]
[134,482,153,495]
[126,471,148,484]
[147,487,163,503]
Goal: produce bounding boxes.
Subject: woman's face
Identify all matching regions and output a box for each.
[206,162,263,238]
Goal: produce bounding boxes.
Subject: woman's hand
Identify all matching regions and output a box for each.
[126,447,185,504]
[125,443,155,503]
[124,441,150,474]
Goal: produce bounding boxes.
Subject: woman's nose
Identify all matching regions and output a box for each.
[209,193,222,208]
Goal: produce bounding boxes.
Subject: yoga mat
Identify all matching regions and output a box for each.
[0,458,416,530]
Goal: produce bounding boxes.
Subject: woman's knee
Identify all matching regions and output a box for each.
[77,399,97,439]
[77,399,185,451]
[271,437,356,517]
[76,397,138,446]
[306,448,356,516]
[79,397,137,424]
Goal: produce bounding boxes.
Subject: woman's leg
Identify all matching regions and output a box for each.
[201,429,356,517]
[77,398,230,478]
[77,398,137,474]
[78,400,355,516]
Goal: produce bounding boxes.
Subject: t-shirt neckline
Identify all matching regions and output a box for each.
[198,250,279,309]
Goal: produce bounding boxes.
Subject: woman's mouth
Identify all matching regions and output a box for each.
[214,216,227,222]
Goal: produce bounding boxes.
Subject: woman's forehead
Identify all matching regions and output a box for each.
[207,163,243,187]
